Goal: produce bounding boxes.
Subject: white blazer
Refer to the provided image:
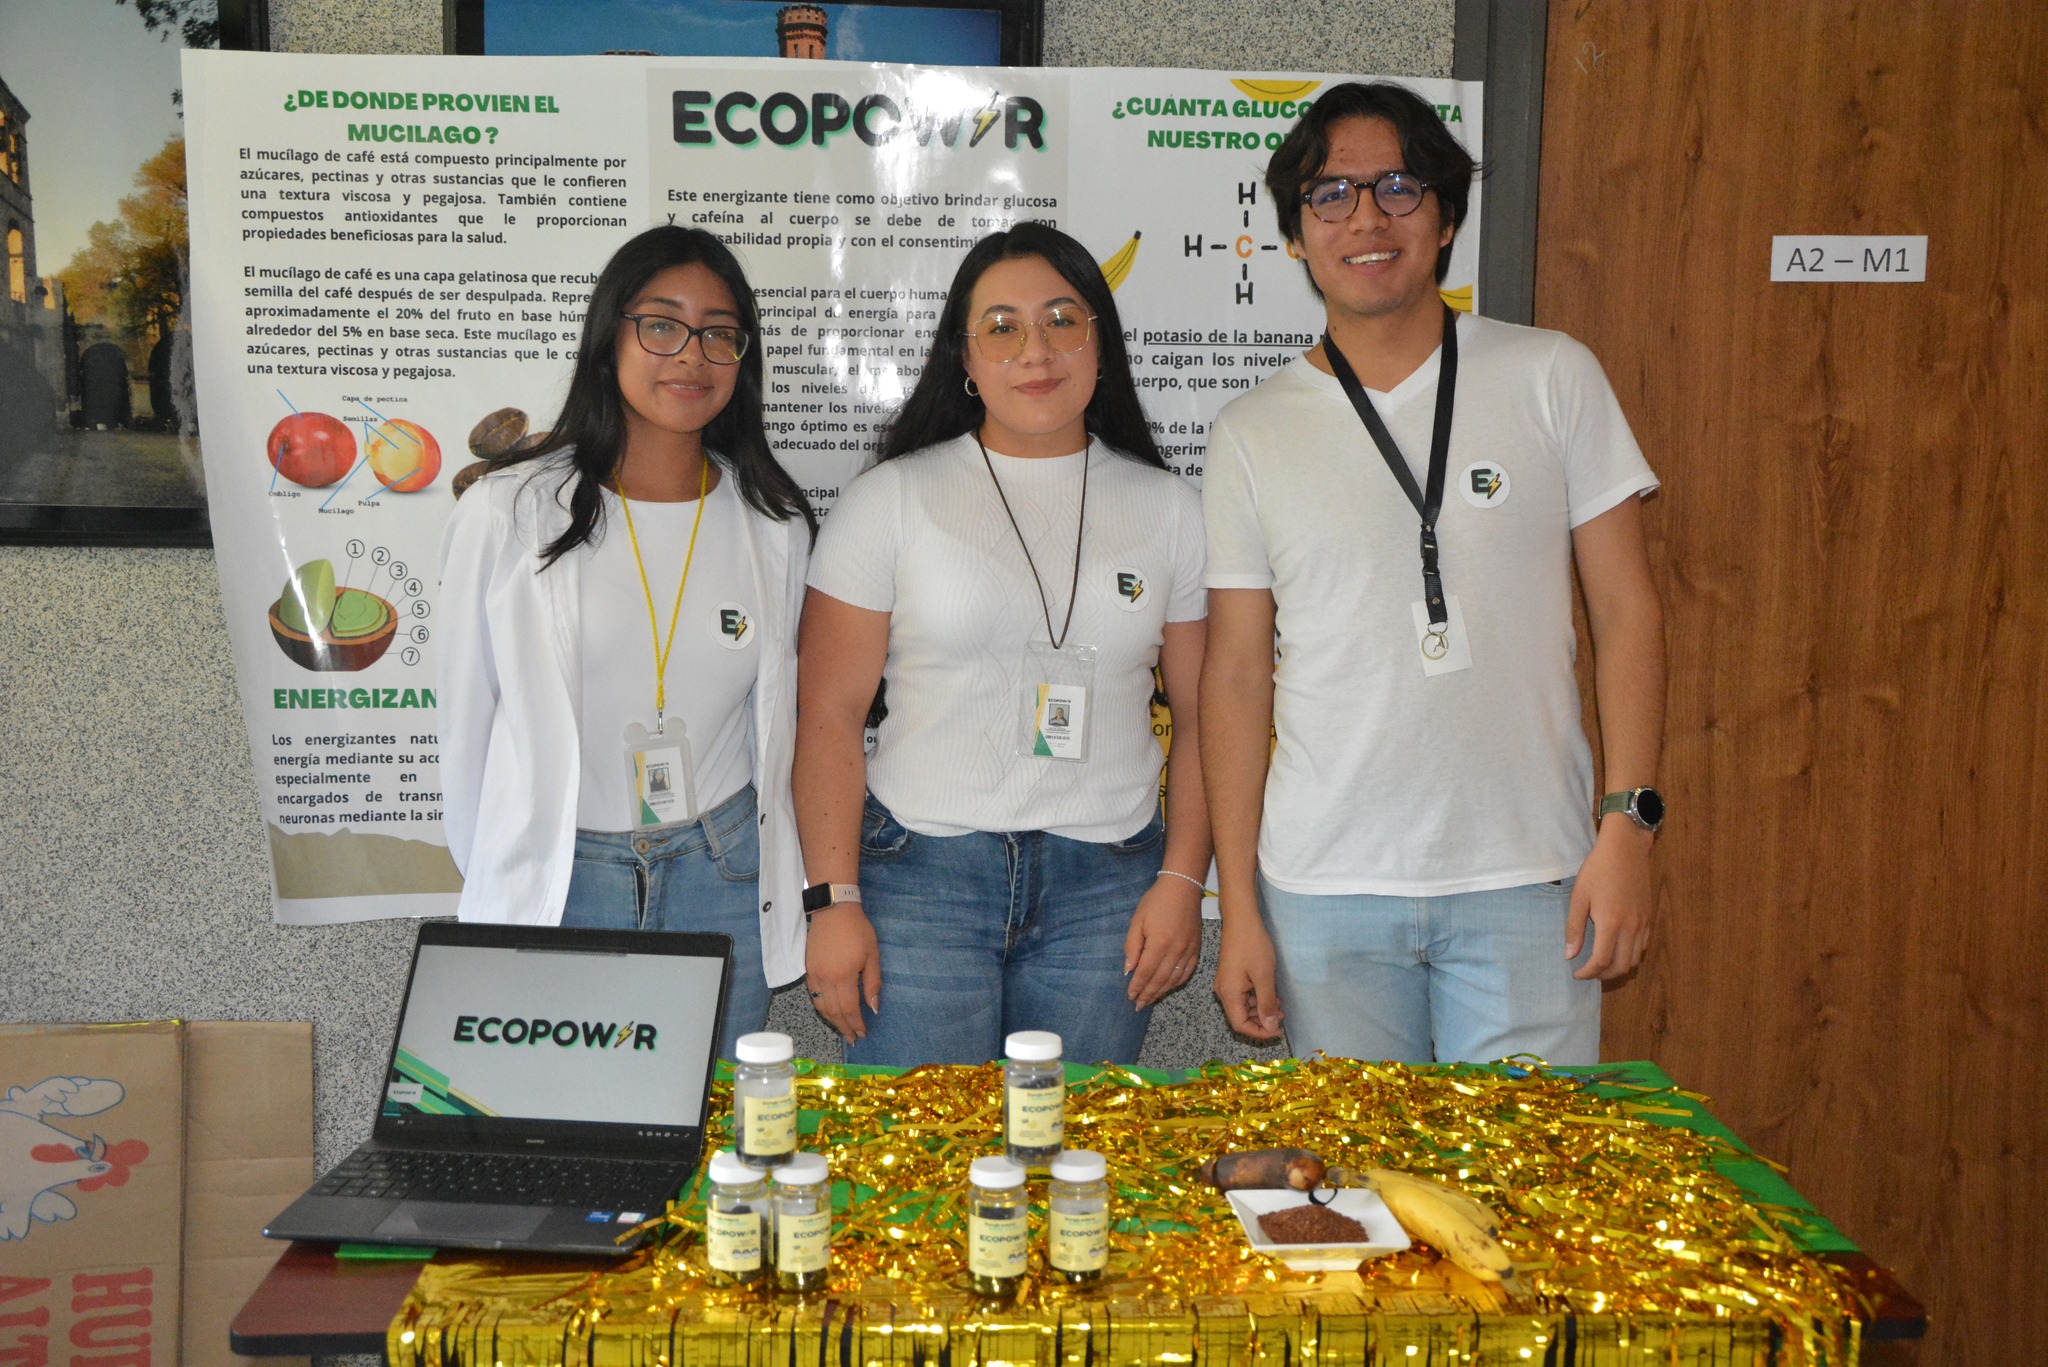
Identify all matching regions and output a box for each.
[437,454,809,987]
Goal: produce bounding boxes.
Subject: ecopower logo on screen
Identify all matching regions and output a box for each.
[452,1015,659,1050]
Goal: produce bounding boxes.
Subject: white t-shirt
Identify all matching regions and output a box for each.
[1203,313,1658,895]
[808,434,1207,842]
[576,478,759,831]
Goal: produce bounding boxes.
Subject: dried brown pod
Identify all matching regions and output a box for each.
[468,406,529,458]
[1200,1148,1327,1192]
[509,428,552,453]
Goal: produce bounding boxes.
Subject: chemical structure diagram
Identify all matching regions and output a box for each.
[1177,181,1298,308]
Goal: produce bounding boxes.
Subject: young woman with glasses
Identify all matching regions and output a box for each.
[794,222,1211,1066]
[439,225,814,1060]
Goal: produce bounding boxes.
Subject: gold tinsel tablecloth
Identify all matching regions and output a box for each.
[387,1058,1875,1366]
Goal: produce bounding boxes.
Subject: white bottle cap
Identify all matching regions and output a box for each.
[1049,1149,1106,1183]
[772,1151,828,1186]
[969,1156,1028,1190]
[707,1149,759,1186]
[735,1031,794,1064]
[1004,1030,1062,1062]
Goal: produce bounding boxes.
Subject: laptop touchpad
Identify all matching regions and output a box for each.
[375,1201,548,1242]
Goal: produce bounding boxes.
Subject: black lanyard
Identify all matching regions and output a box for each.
[1322,305,1460,628]
[977,433,1088,650]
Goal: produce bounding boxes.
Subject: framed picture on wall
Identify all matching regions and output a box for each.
[446,0,1044,67]
[0,0,262,546]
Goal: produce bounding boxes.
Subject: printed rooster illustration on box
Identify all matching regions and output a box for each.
[0,1077,149,1241]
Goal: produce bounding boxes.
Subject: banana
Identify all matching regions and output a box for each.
[1439,284,1475,314]
[1229,79,1324,104]
[1366,1166,1501,1235]
[1364,1167,1521,1292]
[1098,231,1142,291]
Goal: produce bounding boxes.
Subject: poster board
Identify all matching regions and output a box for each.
[182,51,1481,923]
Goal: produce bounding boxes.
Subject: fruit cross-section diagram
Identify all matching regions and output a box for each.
[266,398,444,502]
[268,540,431,673]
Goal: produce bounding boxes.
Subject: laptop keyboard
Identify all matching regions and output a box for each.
[313,1148,689,1211]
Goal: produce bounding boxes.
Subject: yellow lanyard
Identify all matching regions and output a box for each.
[615,455,710,720]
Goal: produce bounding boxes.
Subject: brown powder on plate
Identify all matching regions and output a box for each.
[1257,1203,1367,1244]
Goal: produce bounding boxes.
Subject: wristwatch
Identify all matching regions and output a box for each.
[801,882,863,918]
[1598,787,1666,833]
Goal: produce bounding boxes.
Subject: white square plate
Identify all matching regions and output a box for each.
[1226,1188,1411,1271]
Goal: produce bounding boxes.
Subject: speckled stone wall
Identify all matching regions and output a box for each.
[1045,0,1451,73]
[0,1,1449,1336]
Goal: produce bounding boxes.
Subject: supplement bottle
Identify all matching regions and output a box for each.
[771,1151,832,1293]
[733,1031,798,1169]
[966,1155,1030,1297]
[702,1149,767,1284]
[1047,1149,1110,1284]
[1003,1030,1064,1167]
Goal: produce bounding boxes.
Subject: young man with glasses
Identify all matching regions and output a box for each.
[1198,82,1666,1064]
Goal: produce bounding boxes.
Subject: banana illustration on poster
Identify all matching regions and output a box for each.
[182,52,1480,924]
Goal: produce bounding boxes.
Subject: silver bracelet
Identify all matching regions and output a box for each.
[1155,868,1207,892]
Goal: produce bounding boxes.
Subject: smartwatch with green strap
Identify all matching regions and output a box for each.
[1598,787,1666,833]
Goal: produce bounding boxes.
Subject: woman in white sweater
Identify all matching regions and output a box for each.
[795,223,1211,1066]
[439,226,813,1059]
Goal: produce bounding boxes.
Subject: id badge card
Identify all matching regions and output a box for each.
[1409,595,1475,677]
[1018,642,1097,762]
[625,719,697,828]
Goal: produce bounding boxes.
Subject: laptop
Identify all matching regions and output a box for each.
[264,921,731,1255]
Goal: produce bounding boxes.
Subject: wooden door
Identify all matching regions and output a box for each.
[1537,4,2046,1363]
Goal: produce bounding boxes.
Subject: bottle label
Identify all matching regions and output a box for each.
[741,1090,797,1154]
[777,1208,831,1273]
[1007,1082,1064,1149]
[969,1208,1028,1278]
[1050,1206,1108,1272]
[706,1207,761,1272]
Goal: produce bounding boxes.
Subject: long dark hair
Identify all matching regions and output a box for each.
[492,225,814,565]
[877,222,1165,469]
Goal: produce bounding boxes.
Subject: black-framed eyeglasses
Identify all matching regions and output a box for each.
[964,306,1097,362]
[621,312,750,364]
[1302,172,1432,223]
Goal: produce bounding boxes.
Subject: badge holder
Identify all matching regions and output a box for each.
[1017,642,1097,762]
[625,719,697,828]
[1410,596,1474,677]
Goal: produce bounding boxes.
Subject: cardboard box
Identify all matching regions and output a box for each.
[180,1023,312,1367]
[0,1021,312,1367]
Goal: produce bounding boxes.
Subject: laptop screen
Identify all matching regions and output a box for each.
[374,925,729,1154]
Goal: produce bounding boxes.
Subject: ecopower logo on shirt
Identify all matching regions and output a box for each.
[718,602,754,648]
[452,1015,658,1050]
[1115,569,1147,610]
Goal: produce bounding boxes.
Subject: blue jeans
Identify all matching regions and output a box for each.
[1258,874,1599,1065]
[561,783,769,1062]
[845,795,1165,1067]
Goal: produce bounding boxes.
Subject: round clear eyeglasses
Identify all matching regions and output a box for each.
[1302,172,1432,223]
[964,306,1097,363]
